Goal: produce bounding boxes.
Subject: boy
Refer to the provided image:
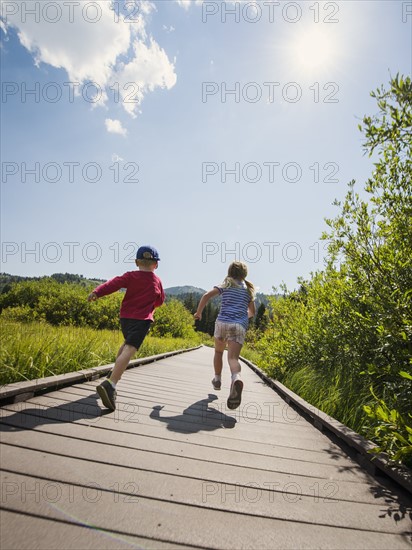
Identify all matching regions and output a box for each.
[88,245,164,411]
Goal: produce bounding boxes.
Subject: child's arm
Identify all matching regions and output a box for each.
[194,288,220,320]
[154,282,165,308]
[248,301,256,319]
[87,292,98,302]
[87,273,130,302]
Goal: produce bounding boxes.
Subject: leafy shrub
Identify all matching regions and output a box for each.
[0,278,121,330]
[253,75,412,466]
[0,305,44,323]
[151,299,197,338]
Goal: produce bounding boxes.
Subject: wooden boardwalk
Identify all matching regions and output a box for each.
[0,346,411,549]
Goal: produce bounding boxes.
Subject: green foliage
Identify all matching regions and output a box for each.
[253,75,412,466]
[0,304,44,323]
[240,345,262,366]
[195,301,219,336]
[151,299,198,339]
[0,272,104,294]
[0,320,201,385]
[254,303,269,331]
[0,278,201,340]
[0,278,122,330]
[246,303,270,347]
[363,384,412,468]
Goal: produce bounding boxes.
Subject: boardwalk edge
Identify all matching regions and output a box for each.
[240,355,412,496]
[0,345,202,406]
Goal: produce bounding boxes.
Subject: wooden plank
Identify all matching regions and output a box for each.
[0,425,387,504]
[0,346,201,404]
[0,442,409,533]
[1,346,411,550]
[0,509,197,550]
[2,471,410,550]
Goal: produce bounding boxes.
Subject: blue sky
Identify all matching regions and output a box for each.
[1,0,411,294]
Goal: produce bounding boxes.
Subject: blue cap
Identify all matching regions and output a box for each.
[136,245,160,261]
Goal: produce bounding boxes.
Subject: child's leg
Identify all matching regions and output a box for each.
[109,344,137,384]
[213,337,226,377]
[116,343,126,359]
[226,340,244,410]
[227,340,242,377]
[109,319,151,386]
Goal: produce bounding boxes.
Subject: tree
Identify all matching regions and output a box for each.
[255,75,412,465]
[322,74,412,464]
[254,303,269,331]
[183,293,196,314]
[324,74,411,378]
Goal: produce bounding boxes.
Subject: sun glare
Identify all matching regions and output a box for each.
[289,26,339,73]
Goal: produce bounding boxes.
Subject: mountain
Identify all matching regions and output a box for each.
[165,286,206,296]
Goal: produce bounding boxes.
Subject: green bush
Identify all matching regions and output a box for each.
[152,299,197,339]
[0,304,44,323]
[0,279,200,339]
[0,278,122,330]
[253,75,412,466]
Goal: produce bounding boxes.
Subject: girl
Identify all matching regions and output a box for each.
[194,262,255,410]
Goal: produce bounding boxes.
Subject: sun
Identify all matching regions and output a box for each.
[289,26,339,73]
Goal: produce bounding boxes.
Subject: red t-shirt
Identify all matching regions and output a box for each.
[93,270,165,321]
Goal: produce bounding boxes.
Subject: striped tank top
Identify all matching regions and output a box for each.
[215,281,251,330]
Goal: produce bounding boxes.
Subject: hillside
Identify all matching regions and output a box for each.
[0,273,104,294]
[165,286,205,296]
[0,275,275,309]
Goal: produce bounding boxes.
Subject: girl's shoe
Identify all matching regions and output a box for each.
[227,379,243,410]
[212,378,222,390]
[212,378,221,390]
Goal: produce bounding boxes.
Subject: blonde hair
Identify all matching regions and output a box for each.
[222,262,255,299]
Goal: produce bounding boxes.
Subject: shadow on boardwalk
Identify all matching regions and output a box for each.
[321,436,412,530]
[0,394,111,431]
[150,393,236,433]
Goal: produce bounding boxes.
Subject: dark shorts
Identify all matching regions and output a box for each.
[120,318,152,350]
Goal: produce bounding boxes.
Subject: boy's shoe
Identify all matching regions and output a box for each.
[212,378,221,391]
[227,380,243,410]
[96,380,117,411]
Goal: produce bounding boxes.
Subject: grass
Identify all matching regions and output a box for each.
[239,345,374,435]
[0,320,205,385]
[240,345,263,366]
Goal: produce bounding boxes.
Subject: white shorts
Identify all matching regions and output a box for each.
[214,320,246,345]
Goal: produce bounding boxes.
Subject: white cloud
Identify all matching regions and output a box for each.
[115,38,177,118]
[5,1,132,85]
[105,119,127,136]
[1,0,176,117]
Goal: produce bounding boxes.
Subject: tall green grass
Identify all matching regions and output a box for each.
[242,344,382,441]
[0,320,204,385]
[240,345,263,367]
